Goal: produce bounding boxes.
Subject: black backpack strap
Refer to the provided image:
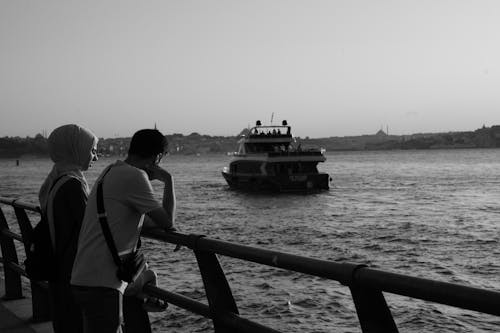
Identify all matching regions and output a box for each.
[96,167,122,268]
[45,174,74,249]
[44,174,71,213]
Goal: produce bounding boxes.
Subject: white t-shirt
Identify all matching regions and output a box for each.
[71,160,161,293]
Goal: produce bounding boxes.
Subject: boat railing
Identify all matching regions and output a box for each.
[233,150,323,157]
[249,133,293,139]
[248,125,292,138]
[1,196,499,332]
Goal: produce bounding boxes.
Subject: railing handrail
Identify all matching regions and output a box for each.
[0,198,40,212]
[142,229,500,317]
[1,196,500,333]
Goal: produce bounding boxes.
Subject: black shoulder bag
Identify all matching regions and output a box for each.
[97,168,146,283]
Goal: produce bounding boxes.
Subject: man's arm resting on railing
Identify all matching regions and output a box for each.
[145,168,176,232]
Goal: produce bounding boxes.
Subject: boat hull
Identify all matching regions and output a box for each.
[222,171,330,192]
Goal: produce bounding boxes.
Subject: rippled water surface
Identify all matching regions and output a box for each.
[1,149,500,332]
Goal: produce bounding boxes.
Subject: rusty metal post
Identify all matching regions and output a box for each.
[13,206,51,322]
[190,234,239,333]
[0,205,23,300]
[348,265,398,333]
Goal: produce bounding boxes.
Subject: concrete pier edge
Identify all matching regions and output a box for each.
[0,277,53,333]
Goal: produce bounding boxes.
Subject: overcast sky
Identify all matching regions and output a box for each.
[2,1,500,138]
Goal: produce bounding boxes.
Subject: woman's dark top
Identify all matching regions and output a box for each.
[52,177,87,282]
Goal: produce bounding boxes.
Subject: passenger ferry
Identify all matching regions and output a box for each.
[222,120,330,192]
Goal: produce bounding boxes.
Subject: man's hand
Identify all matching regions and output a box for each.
[164,227,181,252]
[145,165,172,183]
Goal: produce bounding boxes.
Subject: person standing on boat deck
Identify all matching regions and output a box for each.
[71,129,176,333]
[39,124,98,333]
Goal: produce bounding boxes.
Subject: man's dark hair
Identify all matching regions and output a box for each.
[128,129,168,158]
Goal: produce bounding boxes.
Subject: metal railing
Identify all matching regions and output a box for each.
[1,196,499,332]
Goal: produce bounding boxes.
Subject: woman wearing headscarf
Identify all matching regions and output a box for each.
[39,124,98,333]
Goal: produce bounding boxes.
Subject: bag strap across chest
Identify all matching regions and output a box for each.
[96,166,124,269]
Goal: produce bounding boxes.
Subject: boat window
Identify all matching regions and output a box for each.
[233,161,261,174]
[245,143,257,153]
[272,162,318,175]
[301,162,318,173]
[265,163,275,176]
[245,140,291,154]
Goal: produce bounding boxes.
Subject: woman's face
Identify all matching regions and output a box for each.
[83,142,99,170]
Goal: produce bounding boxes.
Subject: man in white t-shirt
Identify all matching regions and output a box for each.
[71,129,176,333]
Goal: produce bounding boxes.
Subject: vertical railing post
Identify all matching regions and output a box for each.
[349,286,399,333]
[347,265,398,333]
[190,234,239,333]
[0,205,23,300]
[13,206,51,322]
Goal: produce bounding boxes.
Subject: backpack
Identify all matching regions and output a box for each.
[24,214,57,281]
[24,175,69,281]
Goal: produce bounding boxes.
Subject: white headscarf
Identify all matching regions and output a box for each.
[38,124,98,211]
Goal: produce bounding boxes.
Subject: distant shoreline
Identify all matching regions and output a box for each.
[2,146,500,161]
[2,124,499,158]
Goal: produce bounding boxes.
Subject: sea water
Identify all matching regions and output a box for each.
[1,149,499,332]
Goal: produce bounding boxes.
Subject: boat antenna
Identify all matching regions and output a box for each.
[271,112,274,125]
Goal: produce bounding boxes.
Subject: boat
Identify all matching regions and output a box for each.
[222,120,330,192]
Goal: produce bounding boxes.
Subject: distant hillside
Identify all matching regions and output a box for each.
[0,134,48,158]
[303,125,500,151]
[2,125,500,158]
[98,133,238,156]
